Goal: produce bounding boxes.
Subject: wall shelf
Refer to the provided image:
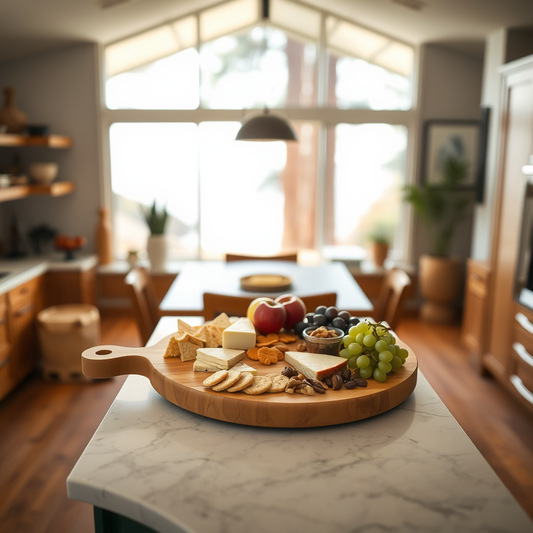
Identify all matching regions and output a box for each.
[0,181,75,203]
[0,134,73,149]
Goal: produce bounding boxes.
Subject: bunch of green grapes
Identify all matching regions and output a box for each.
[339,320,409,383]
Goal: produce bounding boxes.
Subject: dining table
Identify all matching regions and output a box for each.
[67,316,533,533]
[159,260,373,316]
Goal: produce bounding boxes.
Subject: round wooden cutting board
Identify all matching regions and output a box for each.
[82,336,418,428]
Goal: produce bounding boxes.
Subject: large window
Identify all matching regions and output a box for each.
[103,0,415,261]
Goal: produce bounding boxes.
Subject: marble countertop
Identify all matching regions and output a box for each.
[67,318,533,533]
[0,254,97,293]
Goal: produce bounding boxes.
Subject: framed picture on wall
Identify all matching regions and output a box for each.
[423,120,479,187]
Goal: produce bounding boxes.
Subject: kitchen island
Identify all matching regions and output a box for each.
[67,317,533,533]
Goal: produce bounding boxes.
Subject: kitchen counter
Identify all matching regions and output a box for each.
[0,254,97,294]
[66,317,533,533]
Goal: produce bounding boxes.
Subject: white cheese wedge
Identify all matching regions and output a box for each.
[222,317,256,350]
[231,361,258,375]
[195,347,245,370]
[193,360,224,372]
[285,351,347,381]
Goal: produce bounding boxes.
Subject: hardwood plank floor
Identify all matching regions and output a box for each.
[0,314,532,533]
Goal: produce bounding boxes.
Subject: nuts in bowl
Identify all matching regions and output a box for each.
[303,326,344,356]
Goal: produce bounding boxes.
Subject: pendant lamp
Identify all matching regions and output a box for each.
[235,0,298,142]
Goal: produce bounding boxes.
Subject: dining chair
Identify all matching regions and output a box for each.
[124,267,160,345]
[372,268,411,330]
[225,252,298,262]
[202,292,337,321]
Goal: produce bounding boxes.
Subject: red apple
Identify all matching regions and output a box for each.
[247,297,274,323]
[275,294,307,330]
[252,300,286,334]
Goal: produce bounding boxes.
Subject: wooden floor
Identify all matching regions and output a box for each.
[0,315,532,532]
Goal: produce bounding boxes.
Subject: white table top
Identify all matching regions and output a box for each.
[67,317,532,533]
[159,260,373,316]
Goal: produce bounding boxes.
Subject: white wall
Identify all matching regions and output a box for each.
[0,43,101,255]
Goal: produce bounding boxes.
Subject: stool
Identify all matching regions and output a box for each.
[37,304,100,382]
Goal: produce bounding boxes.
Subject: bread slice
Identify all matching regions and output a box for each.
[285,351,347,381]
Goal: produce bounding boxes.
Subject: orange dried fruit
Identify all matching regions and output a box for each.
[266,333,279,341]
[247,347,260,360]
[256,335,268,344]
[271,347,284,361]
[256,339,278,347]
[279,333,297,343]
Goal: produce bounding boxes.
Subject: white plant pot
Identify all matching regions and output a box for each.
[146,234,168,271]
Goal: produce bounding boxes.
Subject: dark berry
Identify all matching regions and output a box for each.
[313,314,327,326]
[315,305,327,315]
[332,317,346,330]
[338,310,351,323]
[305,312,315,323]
[349,316,360,326]
[294,321,307,337]
[325,306,338,320]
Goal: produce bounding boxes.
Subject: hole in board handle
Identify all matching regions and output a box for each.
[95,349,112,355]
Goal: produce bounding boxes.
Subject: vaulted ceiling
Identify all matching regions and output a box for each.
[0,0,532,65]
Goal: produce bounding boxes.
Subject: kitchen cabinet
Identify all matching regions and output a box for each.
[483,55,533,413]
[0,133,74,202]
[45,267,97,307]
[0,275,44,400]
[461,259,490,363]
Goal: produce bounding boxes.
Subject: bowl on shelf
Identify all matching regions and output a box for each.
[26,124,49,136]
[29,162,58,185]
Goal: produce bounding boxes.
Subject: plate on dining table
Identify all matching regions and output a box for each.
[240,274,292,292]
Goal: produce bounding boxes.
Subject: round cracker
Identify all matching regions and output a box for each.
[212,371,242,391]
[226,372,254,392]
[203,370,228,388]
[265,373,289,393]
[243,375,273,395]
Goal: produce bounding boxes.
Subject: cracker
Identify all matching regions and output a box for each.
[203,370,229,387]
[178,319,198,336]
[210,313,231,328]
[179,341,200,362]
[163,336,180,358]
[265,373,289,393]
[243,375,272,395]
[212,371,242,391]
[226,372,254,392]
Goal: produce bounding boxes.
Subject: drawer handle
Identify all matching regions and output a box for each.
[515,312,533,335]
[16,303,34,317]
[513,342,533,368]
[0,357,9,370]
[510,375,533,405]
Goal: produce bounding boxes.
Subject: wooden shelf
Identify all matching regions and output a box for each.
[0,134,73,148]
[0,181,75,202]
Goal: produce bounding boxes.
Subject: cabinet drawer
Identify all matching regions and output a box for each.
[511,341,533,406]
[7,277,41,312]
[0,350,13,401]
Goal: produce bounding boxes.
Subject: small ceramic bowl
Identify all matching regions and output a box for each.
[29,162,58,185]
[303,326,344,356]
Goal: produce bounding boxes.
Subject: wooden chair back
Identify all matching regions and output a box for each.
[225,252,298,262]
[202,292,337,321]
[124,267,160,345]
[373,268,411,330]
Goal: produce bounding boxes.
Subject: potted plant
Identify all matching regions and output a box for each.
[368,223,393,268]
[142,201,168,271]
[403,158,474,323]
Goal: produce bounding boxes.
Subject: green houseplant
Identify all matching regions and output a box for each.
[142,201,169,270]
[403,158,474,323]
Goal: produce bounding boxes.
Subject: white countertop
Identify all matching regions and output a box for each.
[0,254,98,294]
[66,317,533,533]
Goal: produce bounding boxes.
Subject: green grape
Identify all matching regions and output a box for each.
[348,326,359,337]
[360,366,373,379]
[348,356,358,369]
[340,348,351,359]
[355,321,369,334]
[373,368,387,383]
[391,355,402,372]
[363,334,377,347]
[374,340,388,352]
[356,355,370,369]
[398,348,409,360]
[378,361,392,373]
[378,350,393,363]
[343,335,355,348]
[348,343,362,356]
[381,334,392,345]
[355,333,365,344]
[386,344,397,356]
[389,335,397,344]
[368,356,377,368]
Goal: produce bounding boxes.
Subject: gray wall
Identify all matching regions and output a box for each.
[0,43,101,255]
[411,43,484,264]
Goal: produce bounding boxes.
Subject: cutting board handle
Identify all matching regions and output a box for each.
[82,344,156,380]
